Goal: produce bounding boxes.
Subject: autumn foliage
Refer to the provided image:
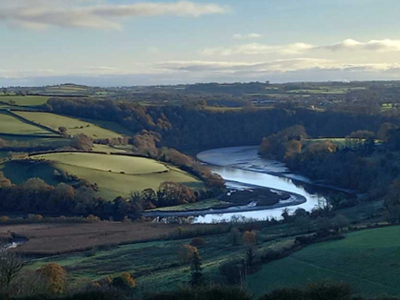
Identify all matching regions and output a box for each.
[37,263,66,294]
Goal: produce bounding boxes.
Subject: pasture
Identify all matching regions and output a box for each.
[247,225,400,298]
[24,223,296,290]
[0,112,55,137]
[0,222,215,255]
[0,135,70,149]
[15,112,129,139]
[2,152,203,200]
[32,152,169,175]
[0,95,49,106]
[286,86,366,95]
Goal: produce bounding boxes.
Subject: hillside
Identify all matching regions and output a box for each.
[248,225,400,298]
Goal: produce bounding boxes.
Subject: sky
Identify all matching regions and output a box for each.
[2,0,400,86]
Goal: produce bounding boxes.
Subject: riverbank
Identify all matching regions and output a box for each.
[144,182,306,218]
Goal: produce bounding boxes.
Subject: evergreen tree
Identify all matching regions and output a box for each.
[190,249,204,286]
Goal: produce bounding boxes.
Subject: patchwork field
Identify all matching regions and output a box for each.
[15,112,128,139]
[32,152,169,175]
[0,96,49,106]
[0,112,55,137]
[23,223,295,289]
[0,135,70,149]
[248,226,400,298]
[0,222,212,255]
[1,152,203,200]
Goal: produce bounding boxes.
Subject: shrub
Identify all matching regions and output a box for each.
[143,285,251,300]
[219,261,245,285]
[190,237,206,247]
[227,228,242,246]
[37,263,66,295]
[0,216,9,222]
[259,287,304,300]
[242,231,257,246]
[112,272,136,291]
[178,245,197,264]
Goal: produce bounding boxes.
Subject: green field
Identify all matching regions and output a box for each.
[0,151,8,160]
[91,144,131,153]
[0,135,70,150]
[0,96,49,106]
[248,226,400,298]
[15,112,129,139]
[26,229,295,290]
[287,87,366,95]
[0,112,55,137]
[2,152,203,200]
[148,198,229,212]
[26,236,239,286]
[33,152,169,175]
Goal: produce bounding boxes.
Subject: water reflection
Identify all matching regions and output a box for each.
[194,146,328,223]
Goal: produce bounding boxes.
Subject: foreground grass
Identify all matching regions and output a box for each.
[247,225,400,298]
[26,227,296,290]
[15,111,127,139]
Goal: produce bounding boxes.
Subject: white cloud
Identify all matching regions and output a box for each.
[202,39,400,56]
[202,42,313,56]
[233,33,262,40]
[0,1,228,30]
[319,39,400,52]
[156,59,400,74]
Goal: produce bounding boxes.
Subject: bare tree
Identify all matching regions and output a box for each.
[0,245,23,294]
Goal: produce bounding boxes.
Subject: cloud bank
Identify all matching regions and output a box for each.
[3,58,400,86]
[0,1,228,30]
[233,33,262,40]
[203,39,400,56]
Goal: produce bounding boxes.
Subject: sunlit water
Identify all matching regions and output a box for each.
[193,146,327,223]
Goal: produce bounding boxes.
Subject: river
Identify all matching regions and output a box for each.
[146,146,340,223]
[191,146,327,223]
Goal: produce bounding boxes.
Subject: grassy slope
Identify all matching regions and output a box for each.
[0,112,55,136]
[2,153,203,200]
[26,230,295,290]
[54,163,203,200]
[0,135,70,149]
[14,112,127,139]
[32,152,169,175]
[248,226,400,298]
[91,144,130,153]
[148,199,229,212]
[0,96,49,106]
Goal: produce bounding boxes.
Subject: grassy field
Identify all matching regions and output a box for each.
[305,137,347,145]
[0,151,8,160]
[0,222,214,255]
[91,144,130,153]
[2,152,203,200]
[32,152,169,175]
[0,112,55,137]
[0,96,49,106]
[248,226,400,298]
[0,135,70,149]
[287,87,366,95]
[148,199,229,212]
[15,112,128,139]
[24,223,296,290]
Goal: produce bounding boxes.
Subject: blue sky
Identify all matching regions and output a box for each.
[1,0,400,86]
